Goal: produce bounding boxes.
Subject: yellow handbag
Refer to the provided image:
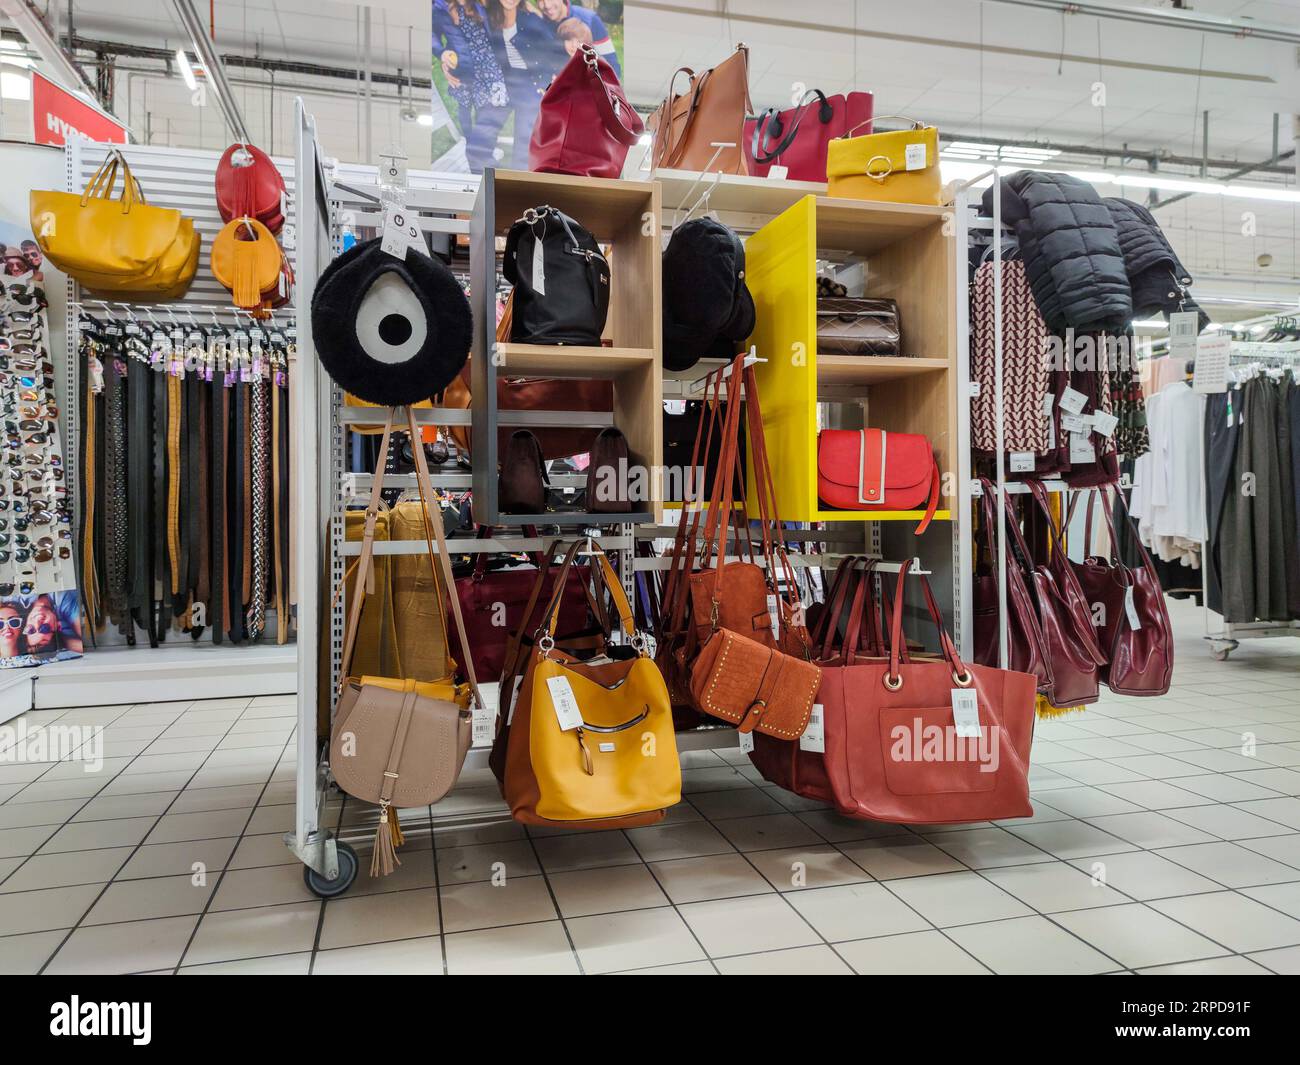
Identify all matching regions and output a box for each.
[502,542,681,828]
[210,217,283,310]
[73,218,200,297]
[826,119,943,205]
[30,151,184,279]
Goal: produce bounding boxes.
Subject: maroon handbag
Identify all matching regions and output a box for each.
[817,428,941,534]
[215,143,285,234]
[529,45,643,179]
[818,561,1036,824]
[972,479,1054,697]
[744,90,873,182]
[1067,489,1174,696]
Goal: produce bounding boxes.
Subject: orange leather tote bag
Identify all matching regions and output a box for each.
[647,44,752,175]
[819,560,1037,824]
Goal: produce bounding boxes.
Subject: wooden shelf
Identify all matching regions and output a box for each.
[814,197,950,256]
[654,168,826,219]
[816,355,950,386]
[495,344,654,379]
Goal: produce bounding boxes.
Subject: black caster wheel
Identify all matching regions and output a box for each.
[303,840,358,898]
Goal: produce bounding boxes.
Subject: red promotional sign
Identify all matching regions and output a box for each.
[31,71,128,146]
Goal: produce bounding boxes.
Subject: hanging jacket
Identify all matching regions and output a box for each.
[982,171,1132,334]
[1104,196,1210,331]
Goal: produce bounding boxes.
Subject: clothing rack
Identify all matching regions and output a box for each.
[1200,346,1300,660]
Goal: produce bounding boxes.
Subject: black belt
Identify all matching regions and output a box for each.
[210,377,226,645]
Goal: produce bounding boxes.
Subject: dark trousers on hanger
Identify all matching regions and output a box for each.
[1203,386,1240,617]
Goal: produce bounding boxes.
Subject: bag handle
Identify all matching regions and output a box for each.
[1025,479,1107,665]
[839,114,926,139]
[751,89,832,165]
[580,45,644,146]
[884,559,970,691]
[538,540,642,651]
[812,555,866,659]
[841,559,885,664]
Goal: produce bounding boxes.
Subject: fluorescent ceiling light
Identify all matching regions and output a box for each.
[1132,318,1169,329]
[176,49,197,91]
[415,113,434,127]
[0,71,30,100]
[942,141,1061,165]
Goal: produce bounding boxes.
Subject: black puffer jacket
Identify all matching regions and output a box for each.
[1104,196,1209,330]
[983,171,1132,333]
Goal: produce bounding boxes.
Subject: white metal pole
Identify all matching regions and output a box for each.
[991,171,1009,670]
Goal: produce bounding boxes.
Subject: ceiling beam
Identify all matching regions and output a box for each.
[983,0,1300,47]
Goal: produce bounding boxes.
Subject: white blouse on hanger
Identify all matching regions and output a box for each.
[1130,380,1206,567]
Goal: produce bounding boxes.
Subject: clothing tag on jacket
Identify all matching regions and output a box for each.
[546,675,583,731]
[738,730,755,754]
[1069,431,1094,464]
[799,704,826,753]
[381,206,420,259]
[1124,585,1143,630]
[905,142,927,171]
[1169,310,1199,361]
[1059,386,1088,415]
[767,594,781,640]
[1059,413,1090,434]
[1009,451,1034,474]
[1091,411,1119,437]
[951,689,981,738]
[531,237,546,296]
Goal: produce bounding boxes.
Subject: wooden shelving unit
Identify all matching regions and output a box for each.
[469,168,662,525]
[744,193,958,524]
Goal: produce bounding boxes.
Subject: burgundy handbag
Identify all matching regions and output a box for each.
[744,89,873,182]
[449,529,594,683]
[215,143,285,234]
[817,428,941,534]
[819,561,1037,824]
[529,45,643,179]
[1067,489,1174,696]
[972,479,1054,697]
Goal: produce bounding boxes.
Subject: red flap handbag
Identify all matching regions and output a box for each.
[215,143,286,234]
[744,90,873,182]
[529,44,643,179]
[819,560,1037,824]
[817,428,940,533]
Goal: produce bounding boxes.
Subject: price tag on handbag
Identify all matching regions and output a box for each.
[1009,451,1035,474]
[951,688,981,739]
[1069,431,1094,464]
[1059,386,1088,415]
[546,675,583,731]
[767,164,789,180]
[905,142,927,170]
[1124,585,1143,630]
[472,703,496,747]
[767,594,781,640]
[738,730,755,754]
[799,704,826,753]
[381,206,421,259]
[1091,411,1119,438]
[531,236,546,296]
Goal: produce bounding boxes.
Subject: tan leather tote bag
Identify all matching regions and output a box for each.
[648,44,752,174]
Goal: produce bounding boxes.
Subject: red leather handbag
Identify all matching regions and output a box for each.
[1067,489,1174,696]
[820,560,1037,824]
[529,45,643,179]
[744,90,873,182]
[215,143,286,234]
[817,428,941,533]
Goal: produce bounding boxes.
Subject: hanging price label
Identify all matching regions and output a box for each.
[472,703,496,747]
[951,688,981,738]
[738,730,755,754]
[380,205,421,259]
[799,704,826,753]
[1060,413,1090,434]
[1009,451,1035,474]
[767,594,781,640]
[1059,386,1088,415]
[1124,585,1143,630]
[531,236,546,296]
[1169,310,1199,362]
[1091,411,1119,438]
[546,675,583,731]
[905,142,927,170]
[1069,431,1094,464]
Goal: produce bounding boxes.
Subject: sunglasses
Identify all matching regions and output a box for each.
[23,622,53,635]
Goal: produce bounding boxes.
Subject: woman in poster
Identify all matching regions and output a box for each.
[433,1,511,172]
[484,0,568,170]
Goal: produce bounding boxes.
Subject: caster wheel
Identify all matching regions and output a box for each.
[303,841,358,898]
[1212,648,1231,661]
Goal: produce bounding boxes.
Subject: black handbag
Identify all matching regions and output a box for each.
[503,206,610,346]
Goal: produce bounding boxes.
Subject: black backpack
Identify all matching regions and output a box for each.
[503,206,610,346]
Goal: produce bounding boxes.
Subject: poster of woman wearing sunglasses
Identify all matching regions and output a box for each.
[0,591,83,667]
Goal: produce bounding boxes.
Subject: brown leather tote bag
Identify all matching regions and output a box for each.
[648,44,753,175]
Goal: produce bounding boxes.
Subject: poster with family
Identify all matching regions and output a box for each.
[432,1,624,173]
[0,217,84,669]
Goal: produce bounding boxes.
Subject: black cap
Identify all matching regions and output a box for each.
[662,218,756,372]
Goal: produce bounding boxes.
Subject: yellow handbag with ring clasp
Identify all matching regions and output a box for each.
[826,117,943,205]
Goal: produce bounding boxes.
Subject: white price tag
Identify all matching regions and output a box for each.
[1169,310,1199,361]
[767,164,789,180]
[1124,585,1143,630]
[1043,392,1057,449]
[1091,411,1119,438]
[472,703,496,747]
[738,730,755,754]
[767,594,781,640]
[904,142,927,171]
[1009,451,1035,473]
[1069,431,1094,464]
[1193,334,1231,394]
[799,704,826,753]
[531,236,546,296]
[505,674,524,725]
[546,675,583,731]
[1060,413,1090,434]
[951,688,981,739]
[380,206,420,259]
[1059,386,1088,415]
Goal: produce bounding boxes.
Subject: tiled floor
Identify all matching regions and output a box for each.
[2,599,1300,975]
